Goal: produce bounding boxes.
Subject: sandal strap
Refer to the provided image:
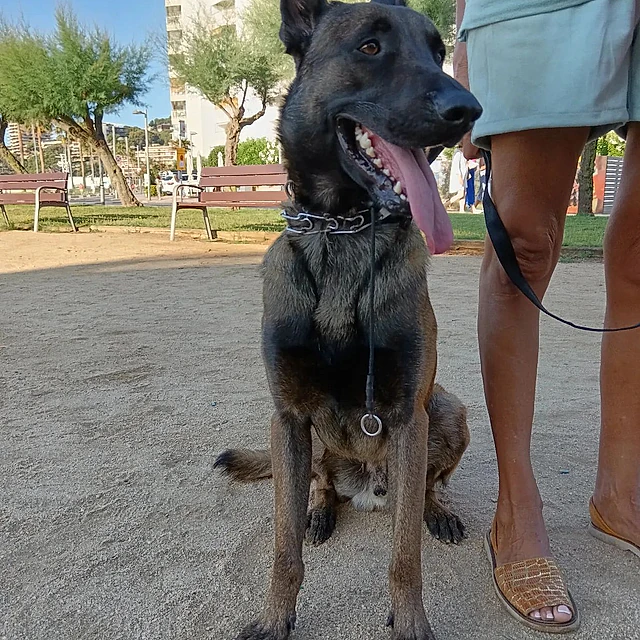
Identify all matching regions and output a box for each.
[590,498,622,537]
[494,557,572,617]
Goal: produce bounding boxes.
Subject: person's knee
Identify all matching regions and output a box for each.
[487,219,560,291]
[604,216,640,290]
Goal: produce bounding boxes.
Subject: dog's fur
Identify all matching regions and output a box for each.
[214,1,480,638]
[217,383,469,543]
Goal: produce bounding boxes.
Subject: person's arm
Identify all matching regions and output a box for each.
[453,0,480,159]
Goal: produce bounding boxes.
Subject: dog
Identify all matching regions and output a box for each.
[214,1,481,638]
[216,383,469,544]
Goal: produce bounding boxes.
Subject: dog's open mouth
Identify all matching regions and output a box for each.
[336,118,453,254]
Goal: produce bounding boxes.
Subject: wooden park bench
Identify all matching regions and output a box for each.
[0,172,76,232]
[169,164,287,241]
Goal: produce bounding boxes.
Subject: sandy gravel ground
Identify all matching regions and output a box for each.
[0,231,638,640]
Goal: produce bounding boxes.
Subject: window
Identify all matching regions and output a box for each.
[166,5,181,28]
[167,30,182,48]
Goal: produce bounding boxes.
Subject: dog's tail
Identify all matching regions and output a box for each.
[214,448,273,482]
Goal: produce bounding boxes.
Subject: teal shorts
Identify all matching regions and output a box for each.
[465,0,640,148]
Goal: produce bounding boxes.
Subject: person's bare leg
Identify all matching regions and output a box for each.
[479,128,588,622]
[594,122,640,546]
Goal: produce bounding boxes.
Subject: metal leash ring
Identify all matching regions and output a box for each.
[360,413,382,437]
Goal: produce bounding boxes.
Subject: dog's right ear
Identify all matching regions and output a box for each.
[280,0,329,62]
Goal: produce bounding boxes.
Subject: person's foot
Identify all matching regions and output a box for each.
[493,496,574,624]
[591,491,640,549]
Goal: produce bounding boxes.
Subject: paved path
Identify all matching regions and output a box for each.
[0,232,637,640]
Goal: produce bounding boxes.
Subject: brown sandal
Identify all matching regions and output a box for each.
[589,498,640,558]
[484,529,580,633]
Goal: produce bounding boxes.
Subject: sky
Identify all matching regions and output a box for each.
[3,0,172,126]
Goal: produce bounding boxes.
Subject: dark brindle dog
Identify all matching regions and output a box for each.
[214,0,481,638]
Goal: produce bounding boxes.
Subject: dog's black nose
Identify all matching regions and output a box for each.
[434,87,482,126]
[374,486,387,497]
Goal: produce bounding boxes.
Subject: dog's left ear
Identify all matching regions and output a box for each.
[370,0,408,5]
[280,0,329,62]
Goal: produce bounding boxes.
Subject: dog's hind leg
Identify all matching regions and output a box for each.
[423,468,465,545]
[306,450,338,545]
[423,385,469,544]
[236,412,311,640]
[386,408,435,640]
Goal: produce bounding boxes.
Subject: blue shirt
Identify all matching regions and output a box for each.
[459,0,594,40]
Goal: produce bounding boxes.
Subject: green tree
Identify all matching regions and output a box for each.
[409,0,456,43]
[597,130,626,157]
[0,8,151,205]
[167,11,284,165]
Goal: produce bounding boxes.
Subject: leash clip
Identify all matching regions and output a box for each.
[360,413,382,437]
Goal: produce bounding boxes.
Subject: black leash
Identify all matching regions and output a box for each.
[482,149,640,333]
[361,204,383,437]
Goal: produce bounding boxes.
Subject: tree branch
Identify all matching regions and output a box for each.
[218,103,232,119]
[240,94,267,127]
[239,80,249,112]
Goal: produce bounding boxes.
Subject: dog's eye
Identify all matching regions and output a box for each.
[359,40,380,56]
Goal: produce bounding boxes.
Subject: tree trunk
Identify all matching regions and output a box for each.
[55,118,141,206]
[95,139,141,206]
[224,117,242,166]
[0,119,27,173]
[37,125,45,172]
[577,139,597,216]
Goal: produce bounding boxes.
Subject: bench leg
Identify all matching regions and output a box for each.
[202,207,216,240]
[170,201,178,241]
[33,200,40,233]
[0,204,9,227]
[66,204,78,232]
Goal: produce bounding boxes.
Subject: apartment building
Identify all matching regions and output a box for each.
[165,0,280,160]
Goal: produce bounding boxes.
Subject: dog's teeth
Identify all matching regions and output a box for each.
[382,169,390,176]
[360,134,371,149]
[366,146,376,157]
[394,181,403,194]
[373,158,382,168]
[400,194,407,201]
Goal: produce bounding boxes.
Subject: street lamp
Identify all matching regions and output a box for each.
[189,131,198,179]
[133,109,151,200]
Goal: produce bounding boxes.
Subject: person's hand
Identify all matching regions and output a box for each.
[452,41,480,159]
[461,132,480,160]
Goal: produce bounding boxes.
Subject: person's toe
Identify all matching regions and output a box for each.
[540,607,555,621]
[554,605,573,623]
[529,609,542,621]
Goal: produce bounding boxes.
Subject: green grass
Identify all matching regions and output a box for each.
[0,204,608,247]
[449,212,607,247]
[1,204,286,234]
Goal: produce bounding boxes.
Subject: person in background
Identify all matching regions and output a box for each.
[448,143,468,212]
[455,0,640,632]
[465,157,478,213]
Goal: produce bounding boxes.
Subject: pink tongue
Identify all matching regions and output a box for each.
[367,134,453,254]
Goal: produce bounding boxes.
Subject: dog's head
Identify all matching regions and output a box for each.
[278,0,482,253]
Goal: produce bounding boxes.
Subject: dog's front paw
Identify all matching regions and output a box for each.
[386,608,436,640]
[306,507,336,545]
[424,499,465,545]
[235,613,296,640]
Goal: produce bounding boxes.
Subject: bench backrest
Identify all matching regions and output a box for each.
[199,164,287,189]
[198,164,287,208]
[0,172,69,204]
